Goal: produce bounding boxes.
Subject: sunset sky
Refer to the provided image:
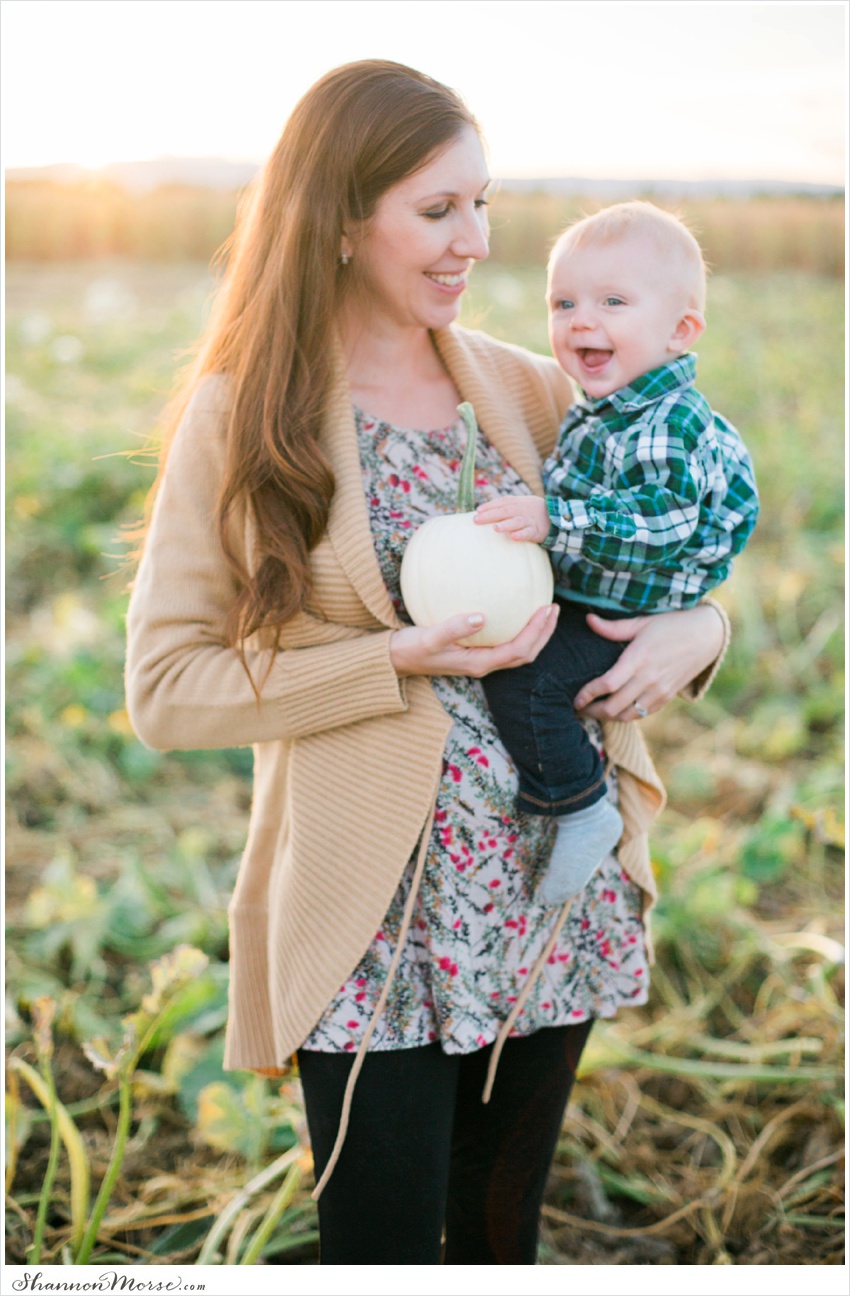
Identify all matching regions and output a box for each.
[1,0,846,184]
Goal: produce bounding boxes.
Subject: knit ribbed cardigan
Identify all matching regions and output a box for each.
[125,324,728,1071]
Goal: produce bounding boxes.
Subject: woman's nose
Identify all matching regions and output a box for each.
[453,207,490,261]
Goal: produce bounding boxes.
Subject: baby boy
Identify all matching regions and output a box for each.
[475,201,759,906]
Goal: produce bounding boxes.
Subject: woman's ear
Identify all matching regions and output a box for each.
[668,309,706,354]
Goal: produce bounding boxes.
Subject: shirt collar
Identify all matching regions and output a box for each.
[580,354,697,417]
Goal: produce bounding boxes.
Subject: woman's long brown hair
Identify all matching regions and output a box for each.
[145,60,477,675]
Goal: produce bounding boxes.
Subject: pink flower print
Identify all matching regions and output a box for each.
[505,919,518,930]
[489,879,501,889]
[356,978,367,987]
[344,1041,355,1051]
[467,746,489,768]
[455,861,466,872]
[542,1002,552,1010]
[435,808,447,823]
[375,931,386,941]
[602,889,617,903]
[355,992,366,1002]
[476,1034,488,1047]
[439,957,452,971]
[453,918,462,930]
[347,1020,359,1029]
[518,967,528,976]
[417,920,426,931]
[447,764,462,783]
[571,1009,585,1019]
[581,918,590,931]
[412,465,429,482]
[635,968,644,976]
[557,952,570,963]
[441,825,453,845]
[484,902,494,914]
[490,991,500,999]
[428,1030,437,1041]
[599,940,612,958]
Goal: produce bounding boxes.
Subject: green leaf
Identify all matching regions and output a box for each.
[195,1079,268,1162]
[740,814,806,882]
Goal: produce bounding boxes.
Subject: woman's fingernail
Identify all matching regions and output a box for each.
[468,614,484,626]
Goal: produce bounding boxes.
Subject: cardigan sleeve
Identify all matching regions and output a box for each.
[125,381,409,752]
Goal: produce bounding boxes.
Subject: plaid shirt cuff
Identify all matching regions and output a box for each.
[542,497,592,555]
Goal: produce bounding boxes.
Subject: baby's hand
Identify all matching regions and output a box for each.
[474,495,550,543]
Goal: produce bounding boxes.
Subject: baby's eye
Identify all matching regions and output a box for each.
[603,296,625,306]
[554,299,574,311]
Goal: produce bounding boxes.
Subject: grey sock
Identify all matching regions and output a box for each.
[537,799,624,906]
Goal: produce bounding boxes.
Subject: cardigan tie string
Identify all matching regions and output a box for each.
[311,770,442,1202]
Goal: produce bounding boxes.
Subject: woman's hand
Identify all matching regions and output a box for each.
[573,603,726,721]
[390,604,559,679]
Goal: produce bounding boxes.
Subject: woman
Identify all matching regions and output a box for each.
[126,60,728,1264]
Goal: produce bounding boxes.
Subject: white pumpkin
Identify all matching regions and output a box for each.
[400,403,554,648]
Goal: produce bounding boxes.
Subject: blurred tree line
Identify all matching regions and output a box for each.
[5,179,845,276]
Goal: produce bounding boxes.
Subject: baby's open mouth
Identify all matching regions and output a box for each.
[578,348,613,372]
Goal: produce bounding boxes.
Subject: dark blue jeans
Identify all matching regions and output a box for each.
[481,598,626,817]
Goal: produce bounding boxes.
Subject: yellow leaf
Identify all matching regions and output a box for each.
[61,704,87,728]
[107,708,134,735]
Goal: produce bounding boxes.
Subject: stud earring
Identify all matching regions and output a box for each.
[339,250,350,266]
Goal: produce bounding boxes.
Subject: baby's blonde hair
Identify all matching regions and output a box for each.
[550,201,707,311]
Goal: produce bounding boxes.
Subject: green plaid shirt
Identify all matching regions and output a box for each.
[542,355,759,612]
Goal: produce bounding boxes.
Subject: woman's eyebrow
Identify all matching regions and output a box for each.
[417,179,493,201]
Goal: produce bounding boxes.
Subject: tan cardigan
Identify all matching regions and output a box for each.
[126,324,726,1073]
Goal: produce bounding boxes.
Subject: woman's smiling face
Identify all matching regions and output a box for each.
[346,124,491,334]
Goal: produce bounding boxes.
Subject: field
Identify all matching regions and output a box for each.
[4,215,845,1266]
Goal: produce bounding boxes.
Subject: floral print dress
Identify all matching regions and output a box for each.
[300,410,649,1055]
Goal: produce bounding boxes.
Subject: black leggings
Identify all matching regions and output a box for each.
[298,1019,593,1264]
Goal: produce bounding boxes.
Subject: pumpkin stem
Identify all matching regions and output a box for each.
[456,402,479,513]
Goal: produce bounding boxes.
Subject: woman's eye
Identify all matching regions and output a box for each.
[474,198,490,210]
[423,207,450,220]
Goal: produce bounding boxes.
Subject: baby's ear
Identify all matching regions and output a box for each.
[668,309,706,354]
